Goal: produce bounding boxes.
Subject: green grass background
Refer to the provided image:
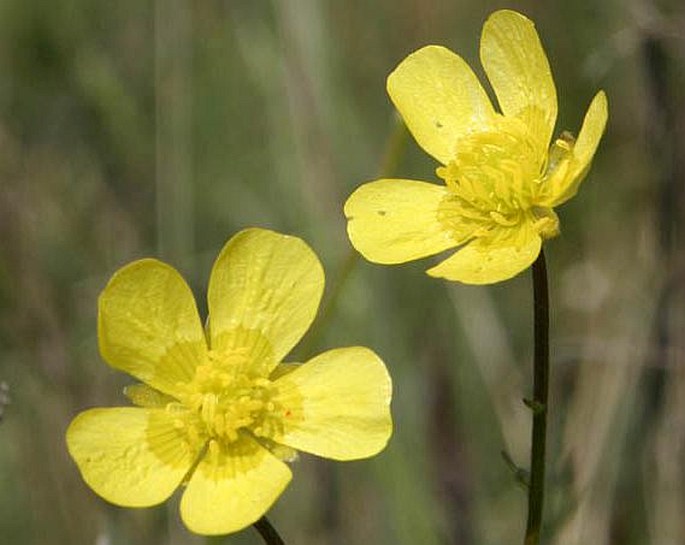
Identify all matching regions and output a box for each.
[1,0,684,544]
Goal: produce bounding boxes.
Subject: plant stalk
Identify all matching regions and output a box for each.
[524,249,550,545]
[253,516,286,545]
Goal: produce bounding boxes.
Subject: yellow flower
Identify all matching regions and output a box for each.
[344,9,608,284]
[66,228,392,535]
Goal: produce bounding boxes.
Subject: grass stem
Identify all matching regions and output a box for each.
[296,116,408,359]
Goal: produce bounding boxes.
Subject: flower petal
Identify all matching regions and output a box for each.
[180,435,292,535]
[387,45,495,165]
[98,259,208,397]
[268,347,392,461]
[573,91,609,170]
[66,407,194,507]
[546,91,608,206]
[344,179,459,264]
[480,10,557,156]
[427,225,541,284]
[207,228,324,375]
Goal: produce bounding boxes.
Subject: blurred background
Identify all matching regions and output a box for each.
[1,0,685,544]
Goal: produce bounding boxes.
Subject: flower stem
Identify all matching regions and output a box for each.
[524,249,550,545]
[253,516,286,545]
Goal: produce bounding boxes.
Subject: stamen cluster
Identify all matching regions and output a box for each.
[171,350,281,449]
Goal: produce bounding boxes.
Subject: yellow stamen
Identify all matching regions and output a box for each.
[170,349,284,452]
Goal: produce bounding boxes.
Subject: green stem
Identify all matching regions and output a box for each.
[378,113,409,182]
[296,116,408,359]
[524,249,550,545]
[155,0,193,266]
[297,248,360,359]
[253,516,286,545]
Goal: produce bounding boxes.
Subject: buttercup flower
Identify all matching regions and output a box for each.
[67,228,392,535]
[345,9,608,284]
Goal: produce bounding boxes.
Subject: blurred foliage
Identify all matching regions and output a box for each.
[1,1,685,544]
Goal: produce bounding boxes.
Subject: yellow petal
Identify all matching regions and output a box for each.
[344,179,459,264]
[66,407,194,507]
[268,347,392,461]
[427,225,541,284]
[98,259,208,397]
[387,45,495,165]
[207,228,324,375]
[480,10,557,157]
[180,435,292,535]
[573,91,608,169]
[546,91,608,206]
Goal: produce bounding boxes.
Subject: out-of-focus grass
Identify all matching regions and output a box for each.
[1,1,684,544]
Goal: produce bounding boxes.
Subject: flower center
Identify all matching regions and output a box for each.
[436,116,563,241]
[169,349,278,448]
